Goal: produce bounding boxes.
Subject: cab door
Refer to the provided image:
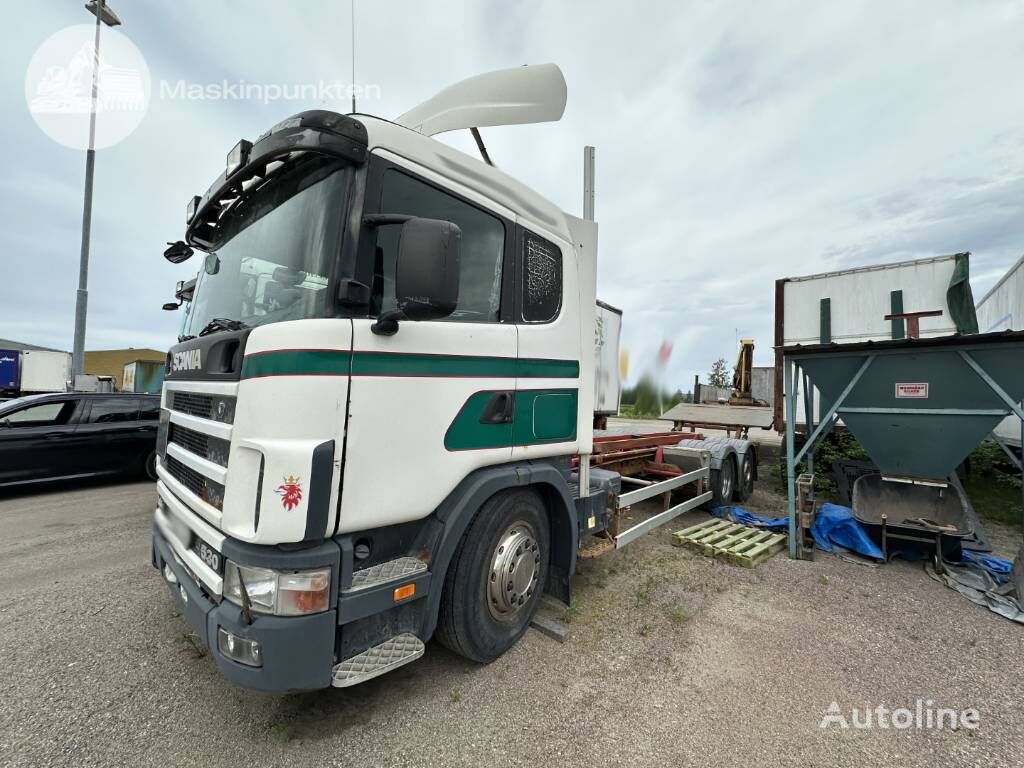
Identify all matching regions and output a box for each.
[511,224,583,461]
[339,152,517,533]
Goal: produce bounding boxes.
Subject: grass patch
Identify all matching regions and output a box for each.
[633,575,657,609]
[268,722,290,744]
[664,606,687,624]
[562,599,581,623]
[181,631,206,659]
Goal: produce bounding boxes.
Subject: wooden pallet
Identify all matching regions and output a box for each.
[671,518,787,568]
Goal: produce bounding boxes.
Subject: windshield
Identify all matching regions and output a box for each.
[181,154,351,339]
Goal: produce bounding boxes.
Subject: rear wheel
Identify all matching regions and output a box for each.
[705,455,736,510]
[436,488,550,663]
[734,450,756,503]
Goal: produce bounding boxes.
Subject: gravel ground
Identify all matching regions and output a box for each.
[1,473,1022,767]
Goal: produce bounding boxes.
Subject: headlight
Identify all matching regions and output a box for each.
[223,561,331,616]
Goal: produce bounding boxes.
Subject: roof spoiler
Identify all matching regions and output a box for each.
[395,63,567,137]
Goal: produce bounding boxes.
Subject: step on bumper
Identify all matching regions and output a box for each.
[331,633,425,687]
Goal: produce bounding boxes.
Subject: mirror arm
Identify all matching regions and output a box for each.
[370,310,406,337]
[363,214,413,229]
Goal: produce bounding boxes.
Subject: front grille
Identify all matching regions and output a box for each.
[169,422,230,467]
[169,422,209,457]
[165,454,225,510]
[166,454,204,497]
[171,391,213,419]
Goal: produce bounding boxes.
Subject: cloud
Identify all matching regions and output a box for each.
[1,0,1022,396]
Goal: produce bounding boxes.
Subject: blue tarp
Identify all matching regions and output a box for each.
[957,550,1012,585]
[710,506,788,532]
[810,502,884,560]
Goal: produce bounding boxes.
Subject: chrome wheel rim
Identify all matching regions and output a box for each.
[487,522,540,620]
[743,456,753,489]
[720,462,734,500]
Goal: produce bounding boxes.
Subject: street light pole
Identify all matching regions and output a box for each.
[72,0,121,383]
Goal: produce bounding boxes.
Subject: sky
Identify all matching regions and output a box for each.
[2,0,1023,391]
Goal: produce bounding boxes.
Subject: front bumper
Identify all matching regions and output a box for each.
[152,526,338,693]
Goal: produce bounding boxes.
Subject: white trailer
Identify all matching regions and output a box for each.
[593,300,622,426]
[19,350,70,394]
[976,254,1024,448]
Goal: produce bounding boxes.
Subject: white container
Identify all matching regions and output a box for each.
[975,254,1024,447]
[20,350,71,393]
[779,254,964,347]
[594,300,622,417]
[774,253,971,428]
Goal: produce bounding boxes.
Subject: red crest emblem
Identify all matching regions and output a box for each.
[275,475,302,510]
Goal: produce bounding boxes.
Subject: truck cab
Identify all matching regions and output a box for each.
[152,65,603,691]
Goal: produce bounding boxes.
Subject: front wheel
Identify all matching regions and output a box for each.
[435,488,550,663]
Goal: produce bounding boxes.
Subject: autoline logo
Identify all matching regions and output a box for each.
[171,349,202,373]
[820,700,980,730]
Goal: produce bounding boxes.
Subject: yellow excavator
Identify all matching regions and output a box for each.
[729,339,763,406]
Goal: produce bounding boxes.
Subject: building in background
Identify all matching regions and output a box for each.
[84,348,166,392]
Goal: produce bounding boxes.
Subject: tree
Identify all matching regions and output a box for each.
[708,358,730,388]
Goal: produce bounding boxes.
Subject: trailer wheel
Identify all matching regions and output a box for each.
[436,488,550,663]
[704,455,736,510]
[734,450,756,503]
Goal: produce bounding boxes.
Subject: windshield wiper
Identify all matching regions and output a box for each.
[198,317,247,337]
[178,334,196,343]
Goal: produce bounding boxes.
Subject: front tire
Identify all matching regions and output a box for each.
[436,488,550,663]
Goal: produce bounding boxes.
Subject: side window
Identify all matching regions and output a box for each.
[1,401,75,427]
[371,169,505,322]
[522,230,562,323]
[88,399,140,424]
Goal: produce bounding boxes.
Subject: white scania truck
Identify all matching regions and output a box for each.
[153,64,749,692]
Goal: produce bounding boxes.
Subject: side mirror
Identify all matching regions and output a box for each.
[163,241,194,264]
[371,217,461,335]
[162,301,181,311]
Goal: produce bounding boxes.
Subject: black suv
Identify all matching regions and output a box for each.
[0,392,160,488]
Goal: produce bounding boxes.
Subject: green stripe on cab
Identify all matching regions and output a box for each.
[241,350,579,380]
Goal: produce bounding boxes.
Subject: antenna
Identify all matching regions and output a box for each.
[350,0,356,113]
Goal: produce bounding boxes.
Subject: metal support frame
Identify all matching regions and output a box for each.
[787,354,875,556]
[959,350,1024,531]
[617,467,706,506]
[614,464,711,548]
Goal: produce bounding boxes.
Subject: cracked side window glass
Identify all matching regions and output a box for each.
[522,231,562,322]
